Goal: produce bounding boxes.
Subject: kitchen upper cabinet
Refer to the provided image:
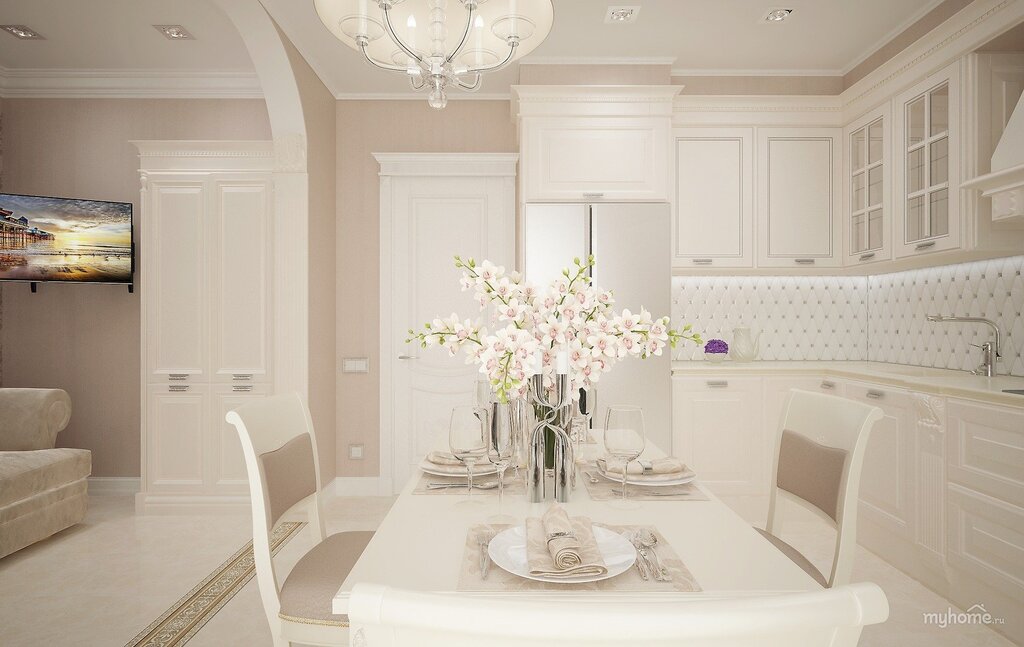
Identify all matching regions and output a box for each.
[894,63,962,258]
[756,128,842,268]
[844,106,891,266]
[521,116,671,202]
[673,128,754,269]
[673,376,764,496]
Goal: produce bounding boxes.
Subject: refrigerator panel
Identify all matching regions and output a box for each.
[590,203,673,453]
[523,203,588,286]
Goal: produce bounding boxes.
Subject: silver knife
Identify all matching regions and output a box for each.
[479,537,491,579]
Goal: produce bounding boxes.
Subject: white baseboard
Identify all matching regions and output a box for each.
[134,492,251,515]
[328,476,394,497]
[88,477,141,496]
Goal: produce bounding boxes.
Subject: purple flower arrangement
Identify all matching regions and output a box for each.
[704,339,728,362]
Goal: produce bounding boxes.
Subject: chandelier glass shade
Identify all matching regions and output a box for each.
[314,0,554,109]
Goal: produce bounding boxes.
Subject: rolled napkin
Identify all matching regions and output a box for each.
[525,505,608,578]
[425,451,463,466]
[596,457,694,483]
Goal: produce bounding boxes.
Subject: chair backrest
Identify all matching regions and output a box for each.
[766,389,883,587]
[0,388,72,451]
[226,392,326,626]
[347,582,889,647]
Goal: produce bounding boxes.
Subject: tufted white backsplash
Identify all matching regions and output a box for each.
[672,255,1024,377]
[867,255,1024,377]
[672,276,869,361]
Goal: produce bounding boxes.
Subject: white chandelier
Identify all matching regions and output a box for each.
[315,0,554,109]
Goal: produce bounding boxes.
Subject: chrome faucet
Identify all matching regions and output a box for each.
[926,315,1002,377]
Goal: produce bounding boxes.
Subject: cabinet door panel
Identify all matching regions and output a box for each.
[147,384,208,491]
[673,129,753,268]
[210,179,272,383]
[211,384,268,494]
[146,183,207,378]
[947,399,1024,504]
[757,128,842,268]
[673,377,763,495]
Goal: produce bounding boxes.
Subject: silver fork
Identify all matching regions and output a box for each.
[478,531,495,579]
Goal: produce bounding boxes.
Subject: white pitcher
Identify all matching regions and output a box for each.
[730,326,761,362]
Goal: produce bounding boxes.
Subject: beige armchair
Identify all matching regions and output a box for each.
[0,388,91,559]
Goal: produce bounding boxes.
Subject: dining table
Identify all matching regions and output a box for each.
[331,439,822,615]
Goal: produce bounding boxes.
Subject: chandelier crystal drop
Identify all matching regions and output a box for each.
[315,0,554,109]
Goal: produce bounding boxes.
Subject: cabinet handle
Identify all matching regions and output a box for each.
[821,381,836,390]
[866,390,885,399]
[582,192,605,200]
[232,385,254,392]
[794,258,816,265]
[915,241,936,251]
[706,380,729,388]
[232,374,253,381]
[692,259,713,265]
[859,253,876,261]
[398,355,419,360]
[168,385,189,392]
[168,374,189,381]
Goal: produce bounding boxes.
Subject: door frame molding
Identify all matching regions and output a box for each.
[376,152,519,493]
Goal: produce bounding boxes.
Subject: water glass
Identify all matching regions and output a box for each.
[604,405,646,504]
[449,406,489,504]
[487,401,518,523]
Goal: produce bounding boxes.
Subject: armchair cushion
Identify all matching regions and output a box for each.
[0,449,91,509]
[0,389,72,451]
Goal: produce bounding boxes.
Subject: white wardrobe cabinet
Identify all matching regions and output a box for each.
[673,128,754,269]
[756,128,843,268]
[136,142,275,511]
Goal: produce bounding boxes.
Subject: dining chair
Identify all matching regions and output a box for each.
[758,389,884,588]
[227,392,375,647]
[347,582,889,646]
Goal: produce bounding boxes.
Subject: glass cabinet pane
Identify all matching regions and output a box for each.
[908,147,926,193]
[907,195,926,242]
[851,213,866,253]
[930,189,949,237]
[929,137,948,186]
[907,97,926,146]
[868,166,882,207]
[930,84,949,136]
[868,119,883,164]
[868,209,883,250]
[852,172,865,211]
[852,128,865,170]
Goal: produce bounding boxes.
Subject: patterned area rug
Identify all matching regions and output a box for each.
[125,522,307,647]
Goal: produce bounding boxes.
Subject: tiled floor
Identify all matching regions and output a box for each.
[0,494,1015,647]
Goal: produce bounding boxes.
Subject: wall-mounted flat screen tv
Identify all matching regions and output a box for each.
[0,192,133,284]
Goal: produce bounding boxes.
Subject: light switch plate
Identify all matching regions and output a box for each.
[349,444,364,460]
[342,357,370,373]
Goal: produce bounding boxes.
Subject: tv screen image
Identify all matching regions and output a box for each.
[0,193,133,284]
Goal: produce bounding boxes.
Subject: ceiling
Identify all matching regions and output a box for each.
[0,0,954,97]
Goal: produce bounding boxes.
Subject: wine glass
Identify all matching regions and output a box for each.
[572,387,598,452]
[475,378,494,408]
[486,401,517,523]
[449,406,489,506]
[604,405,646,506]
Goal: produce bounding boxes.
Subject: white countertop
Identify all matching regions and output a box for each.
[671,360,1024,409]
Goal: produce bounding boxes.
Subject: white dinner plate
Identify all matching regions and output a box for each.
[596,466,697,487]
[487,525,636,584]
[419,460,498,478]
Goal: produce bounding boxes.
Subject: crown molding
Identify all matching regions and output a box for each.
[520,56,677,66]
[373,152,519,177]
[335,92,511,101]
[671,68,843,78]
[132,140,275,172]
[0,67,263,99]
[839,0,949,76]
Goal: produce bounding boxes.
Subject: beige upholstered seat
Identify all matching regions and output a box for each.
[226,393,375,647]
[760,390,883,589]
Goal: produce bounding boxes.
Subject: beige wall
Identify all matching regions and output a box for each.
[335,100,517,477]
[0,98,271,477]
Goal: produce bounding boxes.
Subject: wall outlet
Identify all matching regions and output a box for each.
[348,444,364,460]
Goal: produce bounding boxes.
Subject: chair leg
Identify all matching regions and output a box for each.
[272,635,291,647]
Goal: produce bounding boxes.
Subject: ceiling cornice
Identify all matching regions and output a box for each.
[670,68,844,78]
[0,67,263,99]
[520,56,677,66]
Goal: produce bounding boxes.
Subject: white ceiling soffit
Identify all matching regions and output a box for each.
[0,0,258,98]
[265,0,945,99]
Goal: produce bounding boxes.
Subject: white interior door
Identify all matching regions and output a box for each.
[380,156,516,492]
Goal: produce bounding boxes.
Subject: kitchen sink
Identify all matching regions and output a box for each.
[1004,389,1024,396]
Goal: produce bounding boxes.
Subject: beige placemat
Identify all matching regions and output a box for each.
[458,523,701,593]
[412,470,526,496]
[580,465,709,502]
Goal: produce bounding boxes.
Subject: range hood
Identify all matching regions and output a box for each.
[962,90,1024,221]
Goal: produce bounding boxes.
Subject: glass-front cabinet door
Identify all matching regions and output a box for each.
[845,105,890,265]
[894,62,961,258]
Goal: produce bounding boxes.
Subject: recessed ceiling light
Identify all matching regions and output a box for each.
[604,6,640,24]
[764,8,794,23]
[0,25,44,40]
[154,24,194,40]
